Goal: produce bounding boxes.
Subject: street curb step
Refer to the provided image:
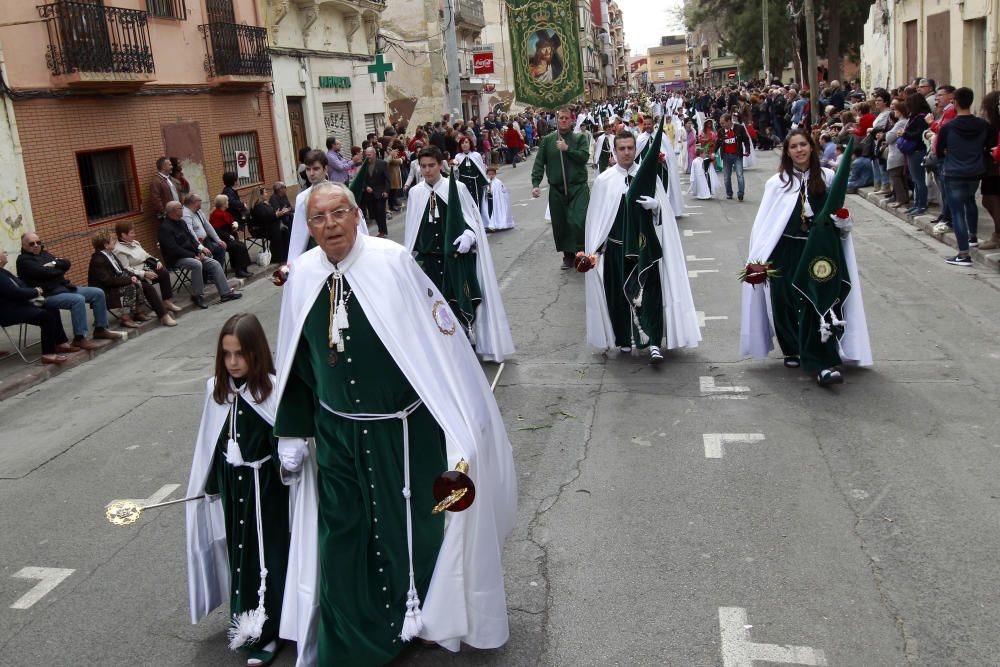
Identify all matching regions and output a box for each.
[0,269,269,402]
[856,188,1000,272]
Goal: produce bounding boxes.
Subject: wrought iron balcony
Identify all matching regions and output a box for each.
[198,22,272,83]
[37,1,155,86]
[454,0,485,30]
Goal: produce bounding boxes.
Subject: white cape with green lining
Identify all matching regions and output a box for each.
[403,177,514,362]
[274,235,517,666]
[739,169,872,365]
[584,164,701,351]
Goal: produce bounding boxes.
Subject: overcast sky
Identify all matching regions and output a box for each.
[617,0,686,56]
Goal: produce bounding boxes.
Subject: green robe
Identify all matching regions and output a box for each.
[456,157,487,207]
[767,188,842,372]
[413,193,482,332]
[531,130,590,253]
[204,384,289,649]
[273,280,447,666]
[602,191,663,348]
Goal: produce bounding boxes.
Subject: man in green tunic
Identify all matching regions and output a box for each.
[531,108,591,269]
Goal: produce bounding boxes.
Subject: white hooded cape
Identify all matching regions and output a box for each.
[740,123,760,169]
[481,177,514,231]
[584,164,702,351]
[274,237,517,664]
[454,151,490,182]
[688,157,719,199]
[739,169,873,366]
[185,376,279,624]
[637,132,685,218]
[287,182,368,267]
[404,177,515,362]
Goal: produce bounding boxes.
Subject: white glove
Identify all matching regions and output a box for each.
[278,437,308,472]
[637,195,659,211]
[453,229,476,254]
[832,211,854,235]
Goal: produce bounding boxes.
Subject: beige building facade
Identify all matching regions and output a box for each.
[648,35,688,92]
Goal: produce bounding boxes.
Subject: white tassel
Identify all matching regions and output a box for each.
[803,199,814,218]
[225,438,244,466]
[819,320,832,343]
[335,302,349,329]
[399,589,424,641]
[228,606,267,650]
[632,287,644,308]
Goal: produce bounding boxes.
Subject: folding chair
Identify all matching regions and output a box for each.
[2,323,41,363]
[169,266,192,295]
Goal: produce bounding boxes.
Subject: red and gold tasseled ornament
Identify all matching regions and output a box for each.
[739,260,779,285]
[574,251,597,273]
[431,459,475,513]
[271,265,289,286]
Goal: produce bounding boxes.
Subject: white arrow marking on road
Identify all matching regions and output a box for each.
[686,255,716,262]
[719,606,828,666]
[700,376,749,399]
[688,269,720,278]
[684,229,712,237]
[106,483,180,510]
[696,311,729,328]
[703,433,765,458]
[10,567,75,609]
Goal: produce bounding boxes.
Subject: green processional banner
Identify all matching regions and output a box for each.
[508,0,584,108]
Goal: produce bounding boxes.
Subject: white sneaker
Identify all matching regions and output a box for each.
[933,221,952,234]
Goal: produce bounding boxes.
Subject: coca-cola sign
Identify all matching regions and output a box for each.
[473,51,494,75]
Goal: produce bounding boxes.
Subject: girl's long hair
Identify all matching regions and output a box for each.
[213,313,275,405]
[778,128,827,196]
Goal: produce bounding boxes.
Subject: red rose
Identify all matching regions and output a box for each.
[835,208,850,219]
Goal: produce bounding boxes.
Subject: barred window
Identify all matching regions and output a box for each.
[147,0,187,19]
[77,148,139,223]
[220,132,262,187]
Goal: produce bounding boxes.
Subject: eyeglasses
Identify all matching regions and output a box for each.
[26,241,42,247]
[307,207,357,226]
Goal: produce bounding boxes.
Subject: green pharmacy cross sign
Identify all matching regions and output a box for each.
[367,54,394,82]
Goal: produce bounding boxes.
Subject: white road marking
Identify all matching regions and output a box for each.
[685,205,704,208]
[703,433,765,458]
[719,606,828,666]
[686,255,716,262]
[684,212,705,216]
[688,269,720,278]
[684,229,712,237]
[10,567,75,609]
[106,483,180,510]
[696,312,730,328]
[700,376,749,399]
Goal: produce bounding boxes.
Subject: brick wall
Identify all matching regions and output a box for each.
[13,90,278,284]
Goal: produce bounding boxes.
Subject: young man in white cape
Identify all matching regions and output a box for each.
[582,130,701,363]
[739,130,872,384]
[404,146,514,362]
[637,117,685,218]
[481,166,514,232]
[272,181,517,666]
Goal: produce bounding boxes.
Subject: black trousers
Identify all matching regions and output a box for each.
[1,305,69,355]
[365,195,388,235]
[216,228,251,272]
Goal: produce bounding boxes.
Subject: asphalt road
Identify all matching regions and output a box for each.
[2,148,999,667]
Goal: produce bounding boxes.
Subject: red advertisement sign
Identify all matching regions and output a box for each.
[473,51,494,75]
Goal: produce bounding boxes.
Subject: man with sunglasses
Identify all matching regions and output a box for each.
[17,232,127,349]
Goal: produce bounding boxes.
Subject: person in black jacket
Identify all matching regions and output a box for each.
[157,201,241,309]
[361,146,391,236]
[715,113,752,200]
[87,231,144,329]
[0,246,76,363]
[222,171,249,230]
[16,232,126,348]
[902,92,933,215]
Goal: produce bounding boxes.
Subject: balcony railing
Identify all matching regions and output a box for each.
[454,0,485,29]
[199,22,271,80]
[37,2,155,83]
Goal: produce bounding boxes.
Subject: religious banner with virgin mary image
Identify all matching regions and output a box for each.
[508,0,584,108]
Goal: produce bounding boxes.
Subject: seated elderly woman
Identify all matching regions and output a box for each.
[208,194,252,278]
[111,221,180,326]
[88,230,149,328]
[0,246,77,364]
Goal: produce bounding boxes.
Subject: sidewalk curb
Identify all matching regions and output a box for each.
[856,188,1000,272]
[0,268,271,402]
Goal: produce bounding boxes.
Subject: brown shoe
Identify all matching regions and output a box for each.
[119,316,140,329]
[132,310,154,322]
[74,338,99,350]
[93,328,127,341]
[41,354,68,365]
[978,234,1000,250]
[55,343,80,353]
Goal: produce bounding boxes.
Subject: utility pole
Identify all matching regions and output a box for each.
[803,0,819,125]
[761,0,769,82]
[443,0,462,121]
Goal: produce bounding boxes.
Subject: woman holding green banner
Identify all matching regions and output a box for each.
[739,129,872,386]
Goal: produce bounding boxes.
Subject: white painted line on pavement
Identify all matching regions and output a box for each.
[696,312,729,328]
[703,433,765,458]
[10,567,75,609]
[105,483,180,510]
[684,229,712,237]
[684,212,705,216]
[686,255,716,261]
[719,606,828,666]
[688,269,720,278]
[700,376,749,399]
[685,205,704,208]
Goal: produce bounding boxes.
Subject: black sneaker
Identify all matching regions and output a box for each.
[969,237,979,247]
[945,254,972,267]
[816,368,844,386]
[738,194,744,201]
[561,253,574,270]
[726,194,733,200]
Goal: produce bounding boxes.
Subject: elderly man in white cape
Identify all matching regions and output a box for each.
[403,146,514,362]
[481,165,514,231]
[582,130,701,363]
[272,180,517,666]
[636,117,685,218]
